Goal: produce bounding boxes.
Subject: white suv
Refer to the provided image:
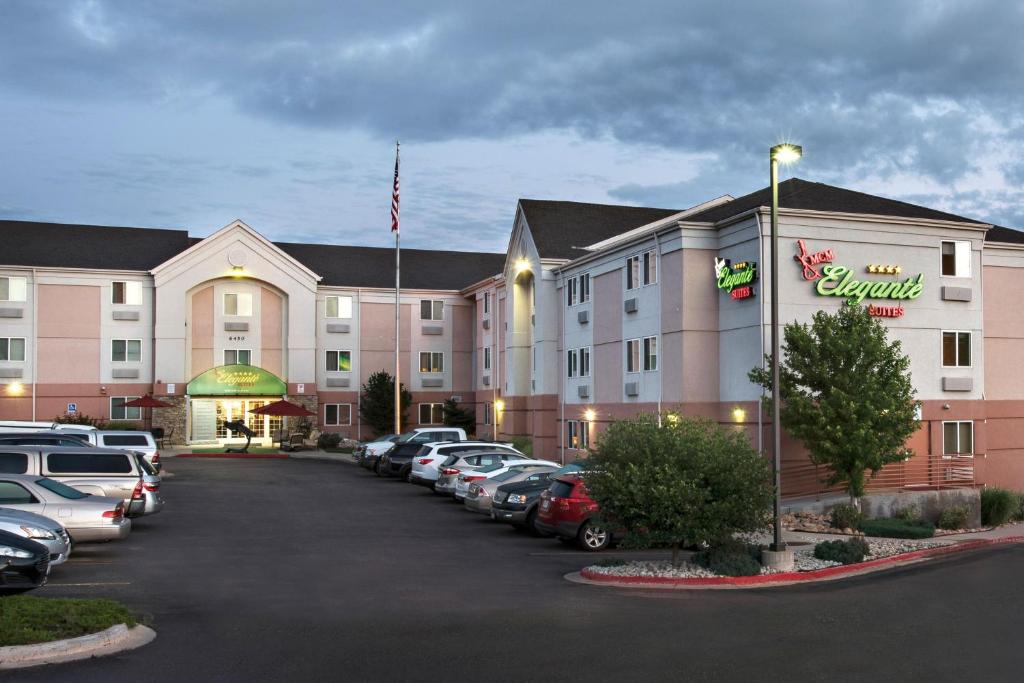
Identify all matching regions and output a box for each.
[409,441,521,487]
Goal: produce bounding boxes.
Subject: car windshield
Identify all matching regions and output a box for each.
[440,455,460,467]
[34,477,89,499]
[552,463,583,477]
[491,469,525,482]
[478,462,508,473]
[395,432,420,444]
[548,480,575,498]
[136,456,157,475]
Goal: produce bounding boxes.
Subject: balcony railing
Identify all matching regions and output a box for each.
[781,454,975,499]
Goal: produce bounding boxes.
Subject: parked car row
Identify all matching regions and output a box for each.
[0,421,168,594]
[354,428,618,551]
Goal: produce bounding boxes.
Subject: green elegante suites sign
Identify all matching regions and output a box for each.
[186,364,287,396]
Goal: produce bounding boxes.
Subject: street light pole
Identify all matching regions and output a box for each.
[769,143,801,553]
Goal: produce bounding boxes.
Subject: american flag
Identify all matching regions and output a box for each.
[391,142,400,233]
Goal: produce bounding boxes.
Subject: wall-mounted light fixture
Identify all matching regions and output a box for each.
[5,382,24,396]
[732,406,746,423]
[583,408,596,422]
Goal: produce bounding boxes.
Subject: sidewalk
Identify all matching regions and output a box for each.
[161,445,357,465]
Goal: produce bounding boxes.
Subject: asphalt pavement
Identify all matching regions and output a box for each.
[10,457,1024,682]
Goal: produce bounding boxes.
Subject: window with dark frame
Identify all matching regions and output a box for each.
[326,350,352,372]
[419,403,444,424]
[942,331,970,367]
[420,299,444,321]
[0,337,26,362]
[325,403,352,426]
[419,352,443,373]
[942,421,973,455]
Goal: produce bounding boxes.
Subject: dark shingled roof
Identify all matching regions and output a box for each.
[985,225,1024,244]
[519,199,682,259]
[0,219,506,290]
[685,178,988,226]
[275,242,506,289]
[0,220,193,270]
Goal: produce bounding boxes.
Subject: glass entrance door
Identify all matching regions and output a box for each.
[214,399,283,444]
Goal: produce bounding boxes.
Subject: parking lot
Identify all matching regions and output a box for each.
[14,456,1024,682]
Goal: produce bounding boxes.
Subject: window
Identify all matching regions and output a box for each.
[224,292,253,316]
[419,352,444,373]
[0,481,35,504]
[111,339,141,362]
[0,276,27,302]
[626,251,657,290]
[326,350,352,372]
[420,299,444,321]
[626,339,641,373]
[0,338,26,362]
[566,277,577,306]
[110,396,142,420]
[419,403,444,425]
[942,331,971,367]
[325,295,353,319]
[46,452,133,474]
[579,347,590,377]
[943,421,974,455]
[941,241,971,277]
[224,349,251,366]
[567,347,590,378]
[112,281,143,305]
[566,420,590,449]
[484,402,492,426]
[484,347,491,370]
[101,435,150,447]
[324,404,352,426]
[580,274,590,303]
[643,336,658,372]
[565,274,591,306]
[0,453,29,474]
[483,292,491,315]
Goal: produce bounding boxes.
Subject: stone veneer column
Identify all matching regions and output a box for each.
[152,395,188,446]
[287,394,319,430]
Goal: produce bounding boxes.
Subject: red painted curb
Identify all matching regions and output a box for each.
[176,453,290,459]
[579,536,1024,587]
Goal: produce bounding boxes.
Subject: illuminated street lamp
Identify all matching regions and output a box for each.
[769,143,802,553]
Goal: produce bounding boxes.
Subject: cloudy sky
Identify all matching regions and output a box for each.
[1,1,1022,252]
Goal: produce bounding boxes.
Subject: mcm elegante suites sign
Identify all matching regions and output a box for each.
[794,239,924,317]
[714,257,757,300]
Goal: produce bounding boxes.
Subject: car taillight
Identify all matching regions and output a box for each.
[464,475,486,483]
[131,480,144,500]
[103,505,124,520]
[418,458,434,465]
[153,452,161,464]
[441,468,459,475]
[143,482,159,492]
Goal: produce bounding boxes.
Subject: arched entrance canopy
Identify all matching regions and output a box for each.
[186,364,287,396]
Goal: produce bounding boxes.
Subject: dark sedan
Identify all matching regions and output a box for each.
[0,528,50,594]
[378,440,460,480]
[491,463,583,533]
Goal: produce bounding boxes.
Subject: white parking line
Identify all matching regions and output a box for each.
[46,582,132,587]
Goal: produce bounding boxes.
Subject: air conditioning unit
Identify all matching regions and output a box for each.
[624,298,638,313]
[577,309,589,324]
[578,385,590,399]
[624,381,639,396]
[450,395,462,402]
[482,375,491,386]
[482,318,491,329]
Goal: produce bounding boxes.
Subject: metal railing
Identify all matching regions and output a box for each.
[781,454,975,499]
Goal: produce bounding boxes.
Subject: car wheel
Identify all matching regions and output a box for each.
[525,508,545,536]
[402,467,412,483]
[374,462,383,476]
[577,521,611,551]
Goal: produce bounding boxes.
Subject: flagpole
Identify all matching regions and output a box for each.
[393,141,402,436]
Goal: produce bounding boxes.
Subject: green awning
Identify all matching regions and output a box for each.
[186,365,287,396]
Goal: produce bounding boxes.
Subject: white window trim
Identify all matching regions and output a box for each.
[111,280,143,306]
[483,292,491,315]
[419,351,444,374]
[325,295,353,319]
[566,419,590,449]
[111,339,142,363]
[326,350,353,372]
[110,396,142,421]
[483,347,491,370]
[942,420,974,456]
[324,403,353,426]
[940,240,972,279]
[483,402,492,426]
[420,299,445,321]
[224,349,252,365]
[941,330,972,368]
[418,402,444,425]
[643,336,658,372]
[0,276,28,303]
[0,337,26,362]
[625,338,641,374]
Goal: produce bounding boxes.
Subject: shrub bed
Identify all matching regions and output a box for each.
[937,505,970,530]
[981,488,1017,527]
[859,518,935,539]
[813,537,870,565]
[829,503,863,530]
[692,540,762,577]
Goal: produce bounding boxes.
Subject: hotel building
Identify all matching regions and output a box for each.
[3,178,1024,493]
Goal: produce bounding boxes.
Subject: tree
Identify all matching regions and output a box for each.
[583,414,773,565]
[441,398,475,435]
[749,303,919,507]
[359,370,412,437]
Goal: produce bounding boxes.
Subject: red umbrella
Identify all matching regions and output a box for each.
[247,400,315,417]
[122,395,174,431]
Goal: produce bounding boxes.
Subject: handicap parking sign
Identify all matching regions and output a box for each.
[67,403,77,414]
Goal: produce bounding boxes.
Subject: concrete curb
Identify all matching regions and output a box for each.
[573,536,1024,590]
[0,624,156,670]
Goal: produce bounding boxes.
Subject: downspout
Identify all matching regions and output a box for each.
[31,267,37,421]
[356,287,362,442]
[755,211,765,455]
[492,287,497,440]
[656,232,664,425]
[559,271,566,465]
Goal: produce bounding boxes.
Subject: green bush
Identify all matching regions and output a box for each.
[859,518,935,539]
[103,421,139,431]
[1014,493,1024,523]
[813,537,870,565]
[981,488,1017,527]
[54,413,102,426]
[830,503,863,530]
[937,505,970,530]
[317,432,343,449]
[693,540,762,577]
[510,436,533,457]
[895,504,921,522]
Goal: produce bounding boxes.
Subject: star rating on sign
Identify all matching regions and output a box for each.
[867,264,902,275]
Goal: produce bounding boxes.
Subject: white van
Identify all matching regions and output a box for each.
[0,421,98,434]
[58,430,160,471]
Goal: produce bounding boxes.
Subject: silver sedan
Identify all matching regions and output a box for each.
[464,466,556,514]
[0,474,131,543]
[0,507,72,565]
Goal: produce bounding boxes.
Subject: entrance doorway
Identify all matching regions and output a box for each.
[190,398,284,446]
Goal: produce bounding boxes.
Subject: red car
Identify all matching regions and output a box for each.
[534,475,615,551]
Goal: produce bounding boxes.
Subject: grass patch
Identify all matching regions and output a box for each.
[859,518,935,539]
[0,596,137,646]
